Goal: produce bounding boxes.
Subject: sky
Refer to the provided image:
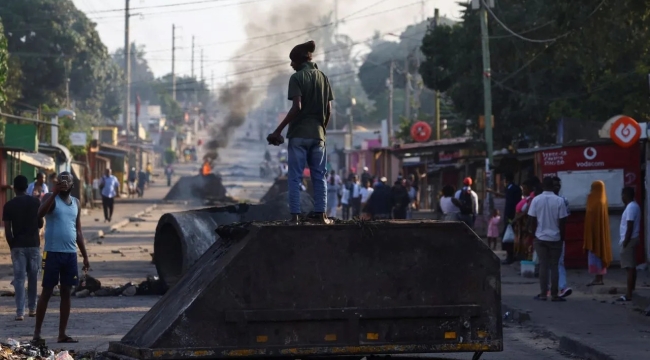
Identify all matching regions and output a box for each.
[73,0,464,88]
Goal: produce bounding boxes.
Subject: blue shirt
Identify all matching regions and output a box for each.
[100,175,120,198]
[44,195,78,253]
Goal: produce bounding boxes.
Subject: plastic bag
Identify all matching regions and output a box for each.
[502,224,515,243]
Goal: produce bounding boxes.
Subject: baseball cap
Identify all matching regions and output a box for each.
[463,177,473,186]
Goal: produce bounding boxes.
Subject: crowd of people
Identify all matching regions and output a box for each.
[323,167,419,221]
[485,173,641,303]
[3,172,89,345]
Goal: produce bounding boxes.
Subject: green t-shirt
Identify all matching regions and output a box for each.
[286,62,334,141]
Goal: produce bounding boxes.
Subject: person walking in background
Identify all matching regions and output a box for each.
[528,177,568,302]
[137,168,147,197]
[488,172,522,264]
[406,180,417,219]
[350,175,362,218]
[99,169,120,223]
[165,165,174,187]
[549,176,572,298]
[326,172,340,218]
[33,172,90,345]
[487,209,501,250]
[266,40,334,225]
[3,175,43,321]
[455,177,478,228]
[391,179,410,220]
[364,177,392,220]
[27,172,49,200]
[618,187,641,302]
[146,162,153,187]
[583,180,612,287]
[360,180,374,213]
[439,185,461,221]
[340,179,350,220]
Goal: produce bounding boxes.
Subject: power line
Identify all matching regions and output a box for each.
[86,0,252,14]
[482,0,607,43]
[88,0,268,21]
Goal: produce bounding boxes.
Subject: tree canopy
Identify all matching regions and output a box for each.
[0,0,118,119]
[419,0,650,147]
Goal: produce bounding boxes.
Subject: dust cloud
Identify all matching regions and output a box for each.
[203,0,352,160]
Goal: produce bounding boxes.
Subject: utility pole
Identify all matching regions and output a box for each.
[404,55,411,121]
[211,71,214,93]
[387,60,395,141]
[478,0,495,208]
[124,0,131,146]
[172,24,176,101]
[65,78,70,108]
[421,0,426,22]
[200,48,204,84]
[191,35,195,78]
[434,8,441,140]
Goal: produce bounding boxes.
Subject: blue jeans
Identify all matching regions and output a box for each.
[288,138,327,214]
[10,247,40,317]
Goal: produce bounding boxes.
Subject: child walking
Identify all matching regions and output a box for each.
[487,209,501,250]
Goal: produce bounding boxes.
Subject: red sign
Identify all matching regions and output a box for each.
[610,116,641,148]
[539,144,640,189]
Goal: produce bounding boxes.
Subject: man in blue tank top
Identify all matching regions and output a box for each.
[32,172,90,345]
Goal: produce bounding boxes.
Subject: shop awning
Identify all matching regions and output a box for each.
[9,152,55,171]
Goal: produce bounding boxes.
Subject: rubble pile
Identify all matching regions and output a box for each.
[260,177,313,203]
[0,339,82,360]
[163,174,233,203]
[72,274,167,298]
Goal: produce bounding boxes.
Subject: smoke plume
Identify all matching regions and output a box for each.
[203,0,351,160]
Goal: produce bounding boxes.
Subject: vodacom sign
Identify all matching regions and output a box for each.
[609,115,641,148]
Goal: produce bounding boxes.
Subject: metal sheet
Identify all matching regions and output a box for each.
[9,152,55,170]
[111,221,502,358]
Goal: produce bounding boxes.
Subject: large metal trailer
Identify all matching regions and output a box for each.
[108,219,503,360]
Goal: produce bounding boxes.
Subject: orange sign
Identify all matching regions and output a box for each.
[610,116,641,148]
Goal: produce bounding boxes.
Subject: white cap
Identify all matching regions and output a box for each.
[363,166,369,171]
[380,176,387,182]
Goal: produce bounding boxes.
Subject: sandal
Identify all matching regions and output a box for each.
[617,295,632,302]
[15,316,24,321]
[28,311,36,317]
[57,336,79,343]
[533,294,547,301]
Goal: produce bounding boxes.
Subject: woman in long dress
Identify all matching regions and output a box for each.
[583,180,612,286]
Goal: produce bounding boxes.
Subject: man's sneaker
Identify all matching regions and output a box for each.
[559,288,572,298]
[306,212,333,225]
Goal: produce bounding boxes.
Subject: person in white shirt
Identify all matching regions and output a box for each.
[619,187,641,302]
[27,173,49,200]
[359,181,374,211]
[340,180,351,220]
[99,168,120,223]
[439,185,461,221]
[527,177,568,301]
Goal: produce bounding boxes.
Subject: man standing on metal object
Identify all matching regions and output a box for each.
[266,40,334,225]
[32,172,90,345]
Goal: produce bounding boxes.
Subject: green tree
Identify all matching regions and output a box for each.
[419,0,650,147]
[1,0,117,118]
